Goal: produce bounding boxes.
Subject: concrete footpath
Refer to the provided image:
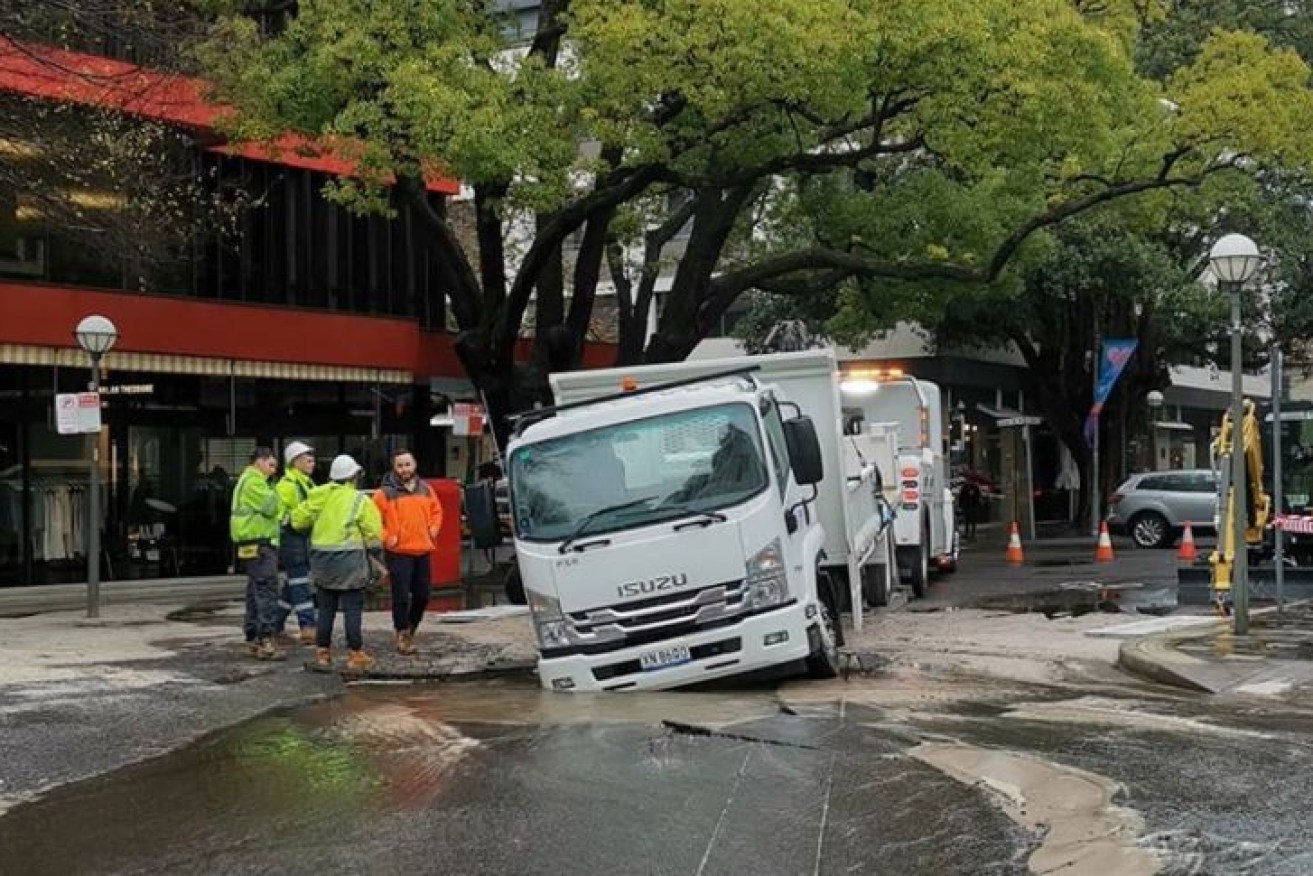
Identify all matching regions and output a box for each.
[1117,601,1313,699]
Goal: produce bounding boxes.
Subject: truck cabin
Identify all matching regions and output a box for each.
[508,379,787,546]
[836,369,933,452]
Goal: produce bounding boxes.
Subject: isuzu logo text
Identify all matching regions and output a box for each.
[617,573,689,599]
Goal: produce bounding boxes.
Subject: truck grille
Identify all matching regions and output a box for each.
[561,579,745,654]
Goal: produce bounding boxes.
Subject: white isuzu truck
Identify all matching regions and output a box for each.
[499,350,896,692]
[838,370,957,597]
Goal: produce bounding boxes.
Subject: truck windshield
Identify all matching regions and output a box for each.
[510,402,769,542]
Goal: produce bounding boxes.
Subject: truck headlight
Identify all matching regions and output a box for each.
[527,589,571,649]
[743,538,788,610]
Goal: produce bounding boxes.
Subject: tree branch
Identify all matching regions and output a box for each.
[526,0,570,67]
[711,160,1240,302]
[474,182,508,308]
[397,173,482,329]
[567,206,615,357]
[497,163,667,352]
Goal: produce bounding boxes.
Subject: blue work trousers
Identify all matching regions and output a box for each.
[276,532,316,632]
[241,544,281,642]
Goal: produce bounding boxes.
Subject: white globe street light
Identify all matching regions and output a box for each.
[1209,234,1263,285]
[1209,234,1261,636]
[74,314,119,357]
[73,314,117,619]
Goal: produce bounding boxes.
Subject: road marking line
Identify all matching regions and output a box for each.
[695,749,752,876]
[813,752,837,876]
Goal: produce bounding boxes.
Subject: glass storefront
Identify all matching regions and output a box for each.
[0,364,431,587]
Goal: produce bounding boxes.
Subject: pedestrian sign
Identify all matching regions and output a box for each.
[55,392,102,435]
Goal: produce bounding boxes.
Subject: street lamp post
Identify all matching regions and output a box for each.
[74,315,118,619]
[1146,390,1164,471]
[1208,234,1262,636]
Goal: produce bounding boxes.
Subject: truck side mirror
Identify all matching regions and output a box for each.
[783,416,824,486]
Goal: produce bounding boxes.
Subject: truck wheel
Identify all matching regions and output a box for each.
[503,562,526,605]
[806,572,842,679]
[903,541,934,604]
[864,542,896,607]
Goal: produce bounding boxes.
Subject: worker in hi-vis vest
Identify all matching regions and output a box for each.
[230,447,282,660]
[275,440,318,644]
[292,454,383,674]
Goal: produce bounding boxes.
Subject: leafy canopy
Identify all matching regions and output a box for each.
[201,0,1313,365]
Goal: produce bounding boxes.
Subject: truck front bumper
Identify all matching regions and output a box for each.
[537,601,815,693]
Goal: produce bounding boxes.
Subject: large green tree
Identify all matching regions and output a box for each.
[201,0,1313,439]
[740,2,1313,522]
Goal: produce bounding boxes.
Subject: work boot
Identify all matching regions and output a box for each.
[314,647,333,669]
[245,641,260,658]
[395,630,416,655]
[346,649,376,674]
[299,627,317,646]
[255,638,281,661]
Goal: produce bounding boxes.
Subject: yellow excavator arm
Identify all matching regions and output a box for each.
[1211,399,1271,592]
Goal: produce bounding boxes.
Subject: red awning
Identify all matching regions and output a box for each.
[0,36,459,195]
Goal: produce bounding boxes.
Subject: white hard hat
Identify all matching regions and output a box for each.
[283,441,314,465]
[329,454,362,481]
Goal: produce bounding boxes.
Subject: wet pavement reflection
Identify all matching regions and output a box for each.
[4,674,1313,875]
[0,678,1029,876]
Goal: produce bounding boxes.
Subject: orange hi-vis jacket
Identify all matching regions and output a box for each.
[372,474,443,556]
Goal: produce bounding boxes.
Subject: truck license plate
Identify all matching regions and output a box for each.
[639,645,691,671]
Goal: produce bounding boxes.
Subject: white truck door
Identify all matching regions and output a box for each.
[760,397,808,567]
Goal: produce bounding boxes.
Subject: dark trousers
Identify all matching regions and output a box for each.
[387,552,432,633]
[316,587,365,651]
[242,545,280,641]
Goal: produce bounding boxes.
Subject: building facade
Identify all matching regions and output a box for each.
[0,36,612,587]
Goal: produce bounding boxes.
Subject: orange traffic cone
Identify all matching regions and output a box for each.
[1095,521,1115,563]
[1005,522,1025,566]
[1179,521,1197,563]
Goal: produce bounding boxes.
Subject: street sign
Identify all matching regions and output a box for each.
[55,392,102,435]
[997,415,1043,428]
[452,402,485,437]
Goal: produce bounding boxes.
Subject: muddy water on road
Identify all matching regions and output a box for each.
[2,675,1304,875]
[0,678,1033,876]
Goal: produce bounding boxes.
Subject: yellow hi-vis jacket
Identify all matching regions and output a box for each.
[292,483,383,591]
[229,465,281,546]
[292,483,383,551]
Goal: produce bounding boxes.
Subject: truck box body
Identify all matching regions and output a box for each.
[551,350,877,577]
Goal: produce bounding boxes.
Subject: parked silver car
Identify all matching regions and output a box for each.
[1107,469,1218,549]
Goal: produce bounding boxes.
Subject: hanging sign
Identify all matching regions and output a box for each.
[1083,339,1138,447]
[55,392,102,435]
[452,402,486,437]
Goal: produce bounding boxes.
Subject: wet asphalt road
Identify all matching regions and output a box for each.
[3,674,1313,876]
[0,683,1029,876]
[7,533,1311,875]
